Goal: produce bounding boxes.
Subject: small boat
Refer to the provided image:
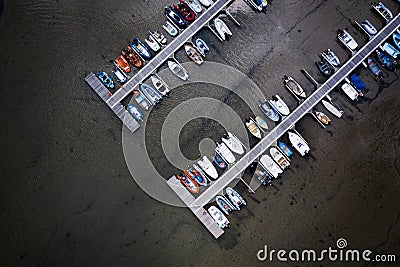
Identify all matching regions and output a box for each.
[193,164,210,182]
[186,0,203,13]
[315,61,332,76]
[149,30,167,45]
[140,83,162,106]
[162,21,178,37]
[321,99,343,118]
[283,75,306,98]
[249,0,263,11]
[127,104,143,121]
[133,90,152,111]
[254,167,273,186]
[393,32,400,50]
[208,206,229,229]
[215,142,235,164]
[167,61,189,80]
[372,2,393,21]
[255,116,269,130]
[199,0,213,7]
[367,57,383,80]
[278,141,293,158]
[164,6,187,29]
[314,111,330,125]
[216,196,236,215]
[98,71,114,89]
[198,156,218,180]
[288,131,310,156]
[213,153,227,170]
[320,49,340,68]
[130,38,152,60]
[112,67,127,83]
[349,74,366,92]
[150,76,170,96]
[260,154,283,178]
[177,173,199,194]
[270,147,290,170]
[195,38,210,57]
[360,20,377,35]
[114,55,131,73]
[221,132,245,155]
[381,43,400,59]
[185,167,208,186]
[214,18,232,41]
[144,34,161,52]
[174,0,196,22]
[259,100,280,122]
[376,49,396,72]
[341,81,360,101]
[337,29,358,51]
[269,95,290,116]
[245,117,262,139]
[225,187,246,210]
[122,46,143,68]
[184,44,203,65]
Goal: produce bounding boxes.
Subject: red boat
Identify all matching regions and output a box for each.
[173,0,196,22]
[177,173,199,194]
[114,55,130,73]
[121,46,143,69]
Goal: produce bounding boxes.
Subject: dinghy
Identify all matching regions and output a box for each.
[186,0,203,13]
[133,90,152,111]
[195,38,210,57]
[127,104,143,121]
[245,118,262,139]
[164,6,187,28]
[122,46,143,68]
[98,71,114,89]
[216,196,236,215]
[184,44,203,64]
[112,67,127,83]
[140,83,162,106]
[278,141,293,158]
[214,18,232,41]
[320,49,340,68]
[167,61,189,80]
[130,38,152,60]
[270,147,290,170]
[372,2,393,21]
[361,20,377,35]
[225,187,246,210]
[213,153,227,170]
[376,49,396,72]
[199,0,213,7]
[183,169,207,187]
[260,154,283,178]
[315,61,332,76]
[314,111,330,125]
[393,31,400,50]
[367,57,383,80]
[150,76,171,96]
[341,80,360,101]
[177,173,199,194]
[208,206,229,229]
[283,75,306,98]
[381,43,399,59]
[174,0,196,22]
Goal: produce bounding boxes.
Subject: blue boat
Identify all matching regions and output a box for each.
[185,167,208,187]
[130,38,152,60]
[393,31,400,50]
[376,49,396,72]
[164,6,187,29]
[349,74,366,92]
[259,100,280,122]
[213,153,227,170]
[278,141,293,158]
[98,71,114,89]
[127,104,143,121]
[367,57,383,80]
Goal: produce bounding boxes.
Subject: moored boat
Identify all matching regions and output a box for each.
[127,104,144,121]
[215,142,235,164]
[208,206,229,229]
[198,156,218,180]
[225,187,246,210]
[367,57,383,80]
[288,131,310,156]
[283,75,306,98]
[259,100,280,122]
[195,38,210,57]
[177,173,199,194]
[245,117,262,139]
[314,111,330,125]
[255,116,269,130]
[278,141,293,158]
[381,43,400,59]
[349,74,366,92]
[144,34,161,52]
[372,2,393,21]
[122,46,143,68]
[270,147,290,170]
[186,167,208,186]
[149,30,167,45]
[341,80,360,101]
[162,21,179,37]
[112,67,127,83]
[98,71,114,89]
[184,44,203,64]
[337,29,358,51]
[216,195,236,215]
[199,0,213,7]
[360,20,377,35]
[130,37,152,60]
[214,18,232,41]
[320,49,340,68]
[393,32,400,50]
[315,61,332,76]
[186,0,203,13]
[164,6,187,29]
[254,167,273,186]
[321,99,343,118]
[133,90,152,111]
[260,154,283,178]
[167,60,190,80]
[174,0,196,22]
[376,49,396,72]
[213,153,227,170]
[150,76,171,96]
[221,132,245,155]
[114,55,131,73]
[269,95,290,116]
[140,83,162,106]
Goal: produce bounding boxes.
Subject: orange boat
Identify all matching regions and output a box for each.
[121,46,143,68]
[177,173,199,194]
[114,55,130,73]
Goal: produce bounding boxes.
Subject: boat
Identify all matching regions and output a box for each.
[198,156,218,180]
[144,34,161,52]
[225,187,246,210]
[114,55,131,73]
[270,147,290,170]
[367,57,383,80]
[215,142,235,164]
[130,38,152,60]
[262,0,268,8]
[249,0,263,11]
[199,0,213,7]
[376,49,396,72]
[174,0,196,22]
[283,75,306,98]
[288,131,310,156]
[164,6,187,29]
[381,43,400,59]
[314,111,330,125]
[255,116,269,130]
[269,95,290,116]
[127,104,144,121]
[215,196,236,215]
[184,44,203,64]
[185,167,208,186]
[221,132,245,155]
[167,61,189,80]
[337,29,358,51]
[393,32,400,50]
[254,167,273,186]
[349,74,366,92]
[149,30,167,45]
[195,38,210,57]
[176,173,199,194]
[208,206,229,229]
[213,153,227,170]
[320,49,340,68]
[315,61,332,76]
[112,67,127,83]
[193,164,209,183]
[162,21,178,37]
[321,99,343,118]
[121,46,143,68]
[150,76,171,96]
[214,18,232,41]
[140,83,162,106]
[372,2,393,21]
[259,155,283,178]
[186,0,203,13]
[245,117,262,139]
[98,71,114,89]
[360,20,377,35]
[133,90,152,111]
[278,141,293,158]
[259,100,280,122]
[341,80,360,101]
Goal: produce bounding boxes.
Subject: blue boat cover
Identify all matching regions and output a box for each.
[350,74,366,92]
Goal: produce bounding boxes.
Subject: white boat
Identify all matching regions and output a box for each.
[140,83,162,106]
[167,60,189,80]
[255,116,269,130]
[270,147,290,170]
[288,131,310,156]
[283,75,306,98]
[341,79,360,101]
[321,99,343,118]
[372,2,393,21]
[149,30,167,45]
[145,35,161,52]
[245,118,262,139]
[360,20,377,35]
[150,76,170,96]
[259,155,283,178]
[195,38,209,57]
[381,43,400,59]
[215,142,235,164]
[184,44,203,65]
[269,95,290,116]
[214,18,232,41]
[162,21,178,37]
[222,132,245,155]
[215,195,236,215]
[208,206,229,229]
[225,187,246,210]
[197,156,218,180]
[112,67,127,83]
[320,49,340,68]
[199,0,213,7]
[186,0,203,13]
[337,29,358,51]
